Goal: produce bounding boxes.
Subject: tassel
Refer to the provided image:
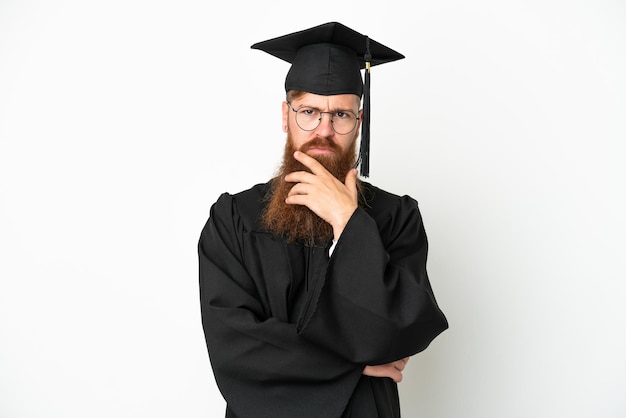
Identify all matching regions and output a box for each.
[359,37,371,178]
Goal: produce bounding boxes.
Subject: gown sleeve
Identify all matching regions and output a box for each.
[199,193,363,418]
[296,193,449,365]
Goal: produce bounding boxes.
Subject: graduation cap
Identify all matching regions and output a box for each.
[251,22,405,177]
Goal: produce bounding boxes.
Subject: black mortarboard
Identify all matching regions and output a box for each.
[251,22,405,177]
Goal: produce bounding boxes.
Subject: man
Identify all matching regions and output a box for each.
[198,22,448,418]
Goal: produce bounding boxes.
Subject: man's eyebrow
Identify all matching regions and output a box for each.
[330,107,358,113]
[295,104,358,113]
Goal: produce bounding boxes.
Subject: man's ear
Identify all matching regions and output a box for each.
[282,102,289,132]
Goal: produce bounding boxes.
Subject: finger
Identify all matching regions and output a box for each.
[394,359,406,372]
[397,357,410,371]
[293,151,328,175]
[284,170,315,184]
[344,168,358,193]
[285,193,309,206]
[363,365,403,383]
[395,371,403,383]
[287,182,310,197]
[389,367,403,383]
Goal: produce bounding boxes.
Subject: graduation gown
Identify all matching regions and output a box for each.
[198,181,448,418]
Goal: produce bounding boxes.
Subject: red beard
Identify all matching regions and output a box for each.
[262,134,359,246]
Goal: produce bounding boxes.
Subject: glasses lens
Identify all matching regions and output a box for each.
[332,111,357,134]
[295,108,321,131]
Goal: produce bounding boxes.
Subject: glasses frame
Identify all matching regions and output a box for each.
[287,102,360,135]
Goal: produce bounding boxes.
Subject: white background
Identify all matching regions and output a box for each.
[1,1,625,417]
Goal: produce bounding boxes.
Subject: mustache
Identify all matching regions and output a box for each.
[299,137,341,154]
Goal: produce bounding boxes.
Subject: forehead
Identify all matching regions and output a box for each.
[292,92,360,110]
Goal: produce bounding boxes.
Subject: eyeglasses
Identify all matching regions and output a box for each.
[287,102,359,135]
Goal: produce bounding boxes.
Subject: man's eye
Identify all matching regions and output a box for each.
[335,111,352,120]
[300,108,317,116]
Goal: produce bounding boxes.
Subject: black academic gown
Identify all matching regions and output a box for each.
[198,181,448,418]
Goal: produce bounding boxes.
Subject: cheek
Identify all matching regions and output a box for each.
[287,127,309,150]
[338,136,357,153]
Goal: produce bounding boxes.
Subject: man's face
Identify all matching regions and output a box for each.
[282,92,362,160]
[261,93,362,244]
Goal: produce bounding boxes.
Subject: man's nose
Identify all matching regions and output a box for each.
[315,112,334,136]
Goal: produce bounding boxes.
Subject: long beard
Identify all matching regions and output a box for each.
[262,133,358,246]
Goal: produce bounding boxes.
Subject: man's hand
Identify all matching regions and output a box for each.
[285,151,358,241]
[362,357,410,383]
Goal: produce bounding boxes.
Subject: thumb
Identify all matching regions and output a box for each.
[345,168,358,197]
